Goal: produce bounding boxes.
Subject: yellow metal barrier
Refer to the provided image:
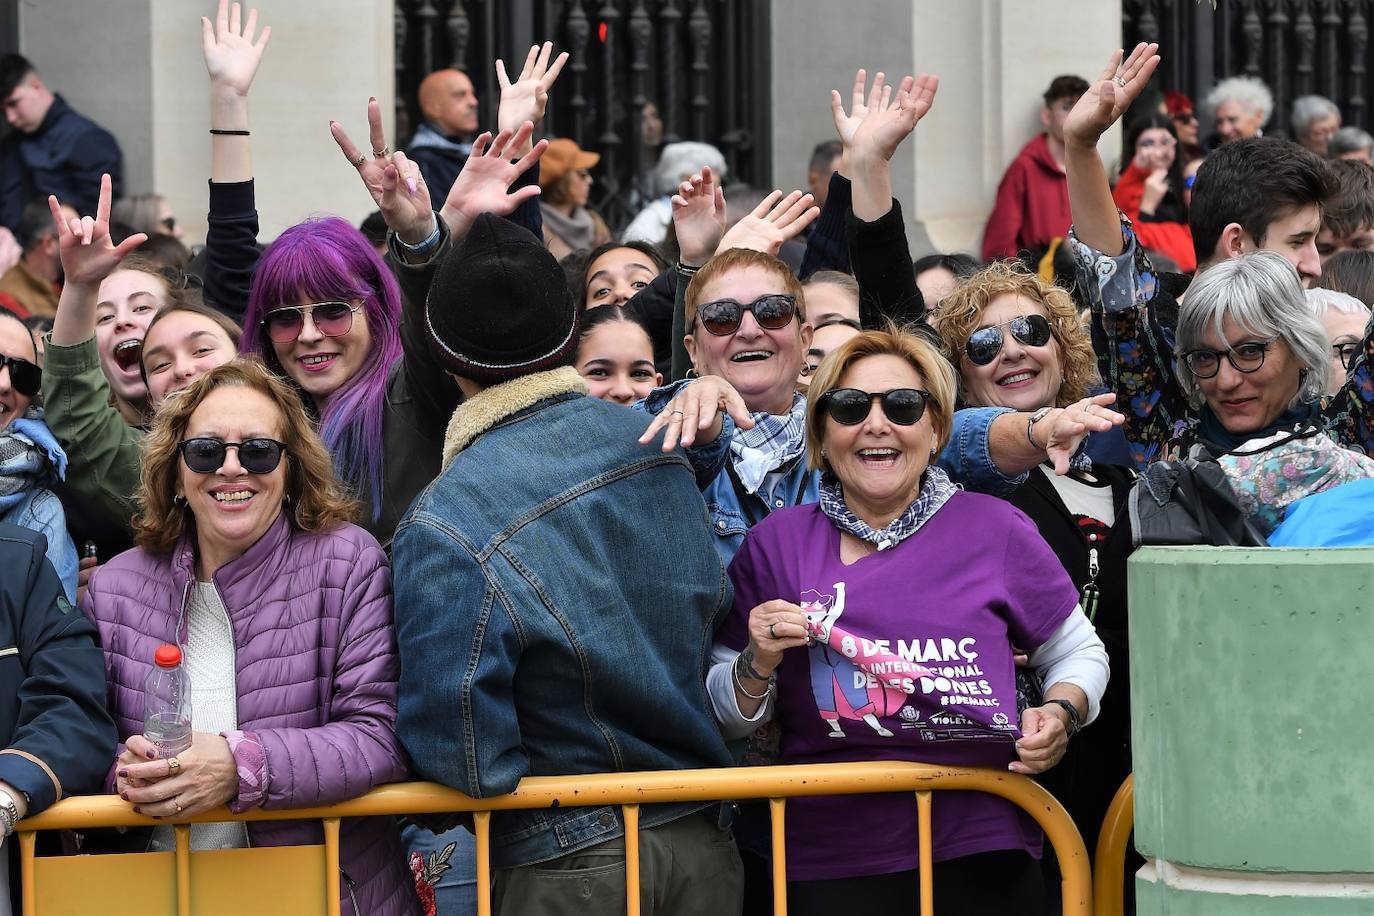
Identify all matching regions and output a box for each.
[16,761,1092,916]
[1093,773,1135,916]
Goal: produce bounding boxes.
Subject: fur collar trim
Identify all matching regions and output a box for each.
[442,367,588,469]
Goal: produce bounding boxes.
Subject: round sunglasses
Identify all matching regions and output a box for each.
[0,354,41,398]
[818,388,931,426]
[178,437,288,475]
[262,301,361,344]
[964,314,1053,366]
[696,294,798,336]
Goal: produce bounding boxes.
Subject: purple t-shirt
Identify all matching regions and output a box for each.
[721,491,1079,880]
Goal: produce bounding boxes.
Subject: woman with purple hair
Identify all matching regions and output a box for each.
[238,122,546,545]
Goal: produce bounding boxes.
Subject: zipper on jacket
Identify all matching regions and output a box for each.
[341,868,360,915]
[1082,547,1101,623]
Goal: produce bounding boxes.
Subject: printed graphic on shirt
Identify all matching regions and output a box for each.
[802,582,1020,743]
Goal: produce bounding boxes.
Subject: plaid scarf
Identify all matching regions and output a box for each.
[819,465,957,550]
[728,391,808,494]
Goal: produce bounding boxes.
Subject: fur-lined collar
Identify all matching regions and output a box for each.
[442,367,588,469]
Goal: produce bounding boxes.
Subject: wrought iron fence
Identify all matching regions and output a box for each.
[394,0,772,232]
[1123,0,1372,137]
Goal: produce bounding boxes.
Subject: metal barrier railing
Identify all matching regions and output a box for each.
[1093,773,1136,916]
[16,761,1092,916]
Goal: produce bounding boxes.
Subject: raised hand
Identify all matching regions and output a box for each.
[201,0,271,98]
[672,167,726,267]
[832,69,939,163]
[439,122,548,241]
[496,41,569,154]
[637,375,754,452]
[331,97,434,244]
[48,174,146,288]
[716,190,819,257]
[1064,43,1161,149]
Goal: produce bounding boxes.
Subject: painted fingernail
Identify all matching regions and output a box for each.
[407,178,417,194]
[117,770,127,778]
[132,806,142,814]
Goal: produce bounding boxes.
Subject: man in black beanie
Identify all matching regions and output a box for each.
[391,213,744,914]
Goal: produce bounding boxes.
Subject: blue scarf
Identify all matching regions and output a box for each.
[0,414,67,514]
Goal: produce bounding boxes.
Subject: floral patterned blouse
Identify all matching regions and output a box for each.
[1067,221,1374,468]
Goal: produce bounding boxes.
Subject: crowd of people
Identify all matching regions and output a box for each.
[1,4,1373,915]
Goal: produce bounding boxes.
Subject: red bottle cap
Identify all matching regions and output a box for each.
[153,645,182,668]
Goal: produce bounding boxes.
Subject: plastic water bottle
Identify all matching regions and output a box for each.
[143,644,192,756]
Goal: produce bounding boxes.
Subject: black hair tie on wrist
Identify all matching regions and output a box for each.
[209,129,251,136]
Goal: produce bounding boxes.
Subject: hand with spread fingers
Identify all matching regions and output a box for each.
[496,41,569,157]
[833,68,938,166]
[1040,392,1127,475]
[1064,42,1162,151]
[48,174,146,288]
[716,190,819,257]
[672,167,727,268]
[330,98,434,245]
[201,0,271,101]
[438,122,548,242]
[116,732,239,819]
[638,375,755,453]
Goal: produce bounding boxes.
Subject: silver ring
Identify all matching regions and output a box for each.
[174,801,183,814]
[769,623,777,639]
[1114,75,1127,87]
[670,409,685,417]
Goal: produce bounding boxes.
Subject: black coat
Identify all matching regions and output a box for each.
[1006,464,1136,854]
[0,524,116,911]
[0,95,123,231]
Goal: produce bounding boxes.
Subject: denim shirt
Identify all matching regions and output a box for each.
[0,488,77,602]
[392,385,734,868]
[641,381,1025,565]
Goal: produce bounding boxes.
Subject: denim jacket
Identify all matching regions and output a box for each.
[391,369,734,868]
[641,381,1025,565]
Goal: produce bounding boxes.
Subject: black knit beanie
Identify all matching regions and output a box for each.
[425,213,579,384]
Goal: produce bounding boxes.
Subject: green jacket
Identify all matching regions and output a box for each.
[40,335,142,529]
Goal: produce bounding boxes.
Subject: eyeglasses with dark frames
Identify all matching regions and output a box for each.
[1333,340,1361,372]
[1180,337,1278,379]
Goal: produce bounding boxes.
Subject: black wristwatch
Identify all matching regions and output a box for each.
[1045,698,1082,737]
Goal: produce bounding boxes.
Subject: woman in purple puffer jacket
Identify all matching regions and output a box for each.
[81,359,420,915]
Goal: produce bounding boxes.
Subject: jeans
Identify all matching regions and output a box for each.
[490,809,743,916]
[403,821,478,915]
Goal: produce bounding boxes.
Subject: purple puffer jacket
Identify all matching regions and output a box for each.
[81,513,421,916]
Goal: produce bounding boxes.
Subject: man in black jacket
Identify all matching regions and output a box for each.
[0,54,123,231]
[0,523,115,909]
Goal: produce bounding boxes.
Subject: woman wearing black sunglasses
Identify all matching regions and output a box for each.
[712,327,1107,915]
[82,358,420,915]
[933,261,1143,898]
[0,308,79,602]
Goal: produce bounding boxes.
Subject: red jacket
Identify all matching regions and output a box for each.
[981,133,1071,262]
[1112,161,1196,272]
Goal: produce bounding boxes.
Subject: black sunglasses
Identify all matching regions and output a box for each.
[0,354,41,398]
[964,314,1053,366]
[696,294,798,336]
[1180,338,1276,379]
[1333,340,1361,372]
[818,388,931,426]
[178,437,288,475]
[262,301,360,344]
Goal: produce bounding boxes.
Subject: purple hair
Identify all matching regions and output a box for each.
[241,217,403,519]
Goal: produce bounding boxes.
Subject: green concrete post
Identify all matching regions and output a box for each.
[1129,547,1374,914]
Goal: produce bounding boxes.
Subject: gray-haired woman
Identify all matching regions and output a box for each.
[1097,250,1374,463]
